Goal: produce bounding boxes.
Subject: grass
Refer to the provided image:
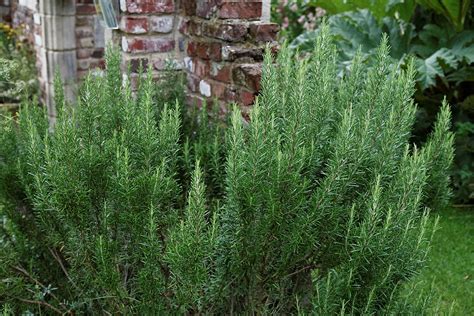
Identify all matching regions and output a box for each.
[409,207,474,315]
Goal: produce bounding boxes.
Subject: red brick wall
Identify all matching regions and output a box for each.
[120,0,278,109]
[119,0,183,90]
[5,0,279,111]
[76,0,106,80]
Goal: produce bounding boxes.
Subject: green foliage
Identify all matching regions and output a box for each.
[0,27,454,314]
[308,0,417,21]
[0,23,38,103]
[422,100,455,210]
[291,10,474,90]
[306,0,470,29]
[416,0,472,31]
[290,10,473,203]
[452,95,474,203]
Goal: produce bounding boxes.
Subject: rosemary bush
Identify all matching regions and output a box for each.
[0,25,453,314]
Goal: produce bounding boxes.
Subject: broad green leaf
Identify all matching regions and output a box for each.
[382,17,417,59]
[416,0,472,31]
[309,0,416,21]
[415,48,458,89]
[449,31,474,63]
[446,67,474,84]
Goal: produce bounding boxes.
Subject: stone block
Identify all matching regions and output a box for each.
[39,0,76,15]
[46,50,77,84]
[43,15,75,50]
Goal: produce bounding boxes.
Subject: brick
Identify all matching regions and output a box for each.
[77,58,91,71]
[224,86,256,106]
[210,80,227,99]
[76,15,94,27]
[182,0,196,16]
[122,36,175,53]
[77,36,94,48]
[150,16,174,33]
[239,89,256,106]
[77,48,92,59]
[129,58,149,73]
[193,58,210,77]
[202,22,248,42]
[232,63,262,91]
[153,58,182,70]
[221,45,264,62]
[76,26,93,38]
[187,41,222,61]
[76,4,96,15]
[179,18,200,36]
[187,73,201,93]
[91,48,104,58]
[120,16,149,34]
[210,62,232,83]
[196,0,218,19]
[249,22,279,42]
[123,0,174,14]
[218,2,262,19]
[186,93,205,108]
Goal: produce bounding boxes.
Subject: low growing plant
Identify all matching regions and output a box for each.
[0,23,38,103]
[0,25,453,314]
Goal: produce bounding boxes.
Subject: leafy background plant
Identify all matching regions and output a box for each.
[276,0,474,204]
[0,23,38,103]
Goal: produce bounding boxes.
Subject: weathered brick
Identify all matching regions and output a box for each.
[150,16,174,33]
[249,22,279,42]
[76,26,93,38]
[232,63,262,91]
[218,2,262,19]
[224,86,256,105]
[122,36,175,53]
[221,45,264,62]
[196,0,218,19]
[120,16,149,34]
[193,58,210,77]
[182,0,196,16]
[76,4,96,15]
[179,18,200,36]
[187,41,222,61]
[202,22,248,42]
[187,73,201,93]
[123,0,174,14]
[77,48,92,59]
[210,62,232,83]
[129,58,149,73]
[210,80,227,99]
[153,58,182,70]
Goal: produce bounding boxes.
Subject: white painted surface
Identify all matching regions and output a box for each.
[19,0,37,11]
[262,0,271,22]
[199,80,211,97]
[121,36,128,52]
[184,57,194,72]
[33,12,41,25]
